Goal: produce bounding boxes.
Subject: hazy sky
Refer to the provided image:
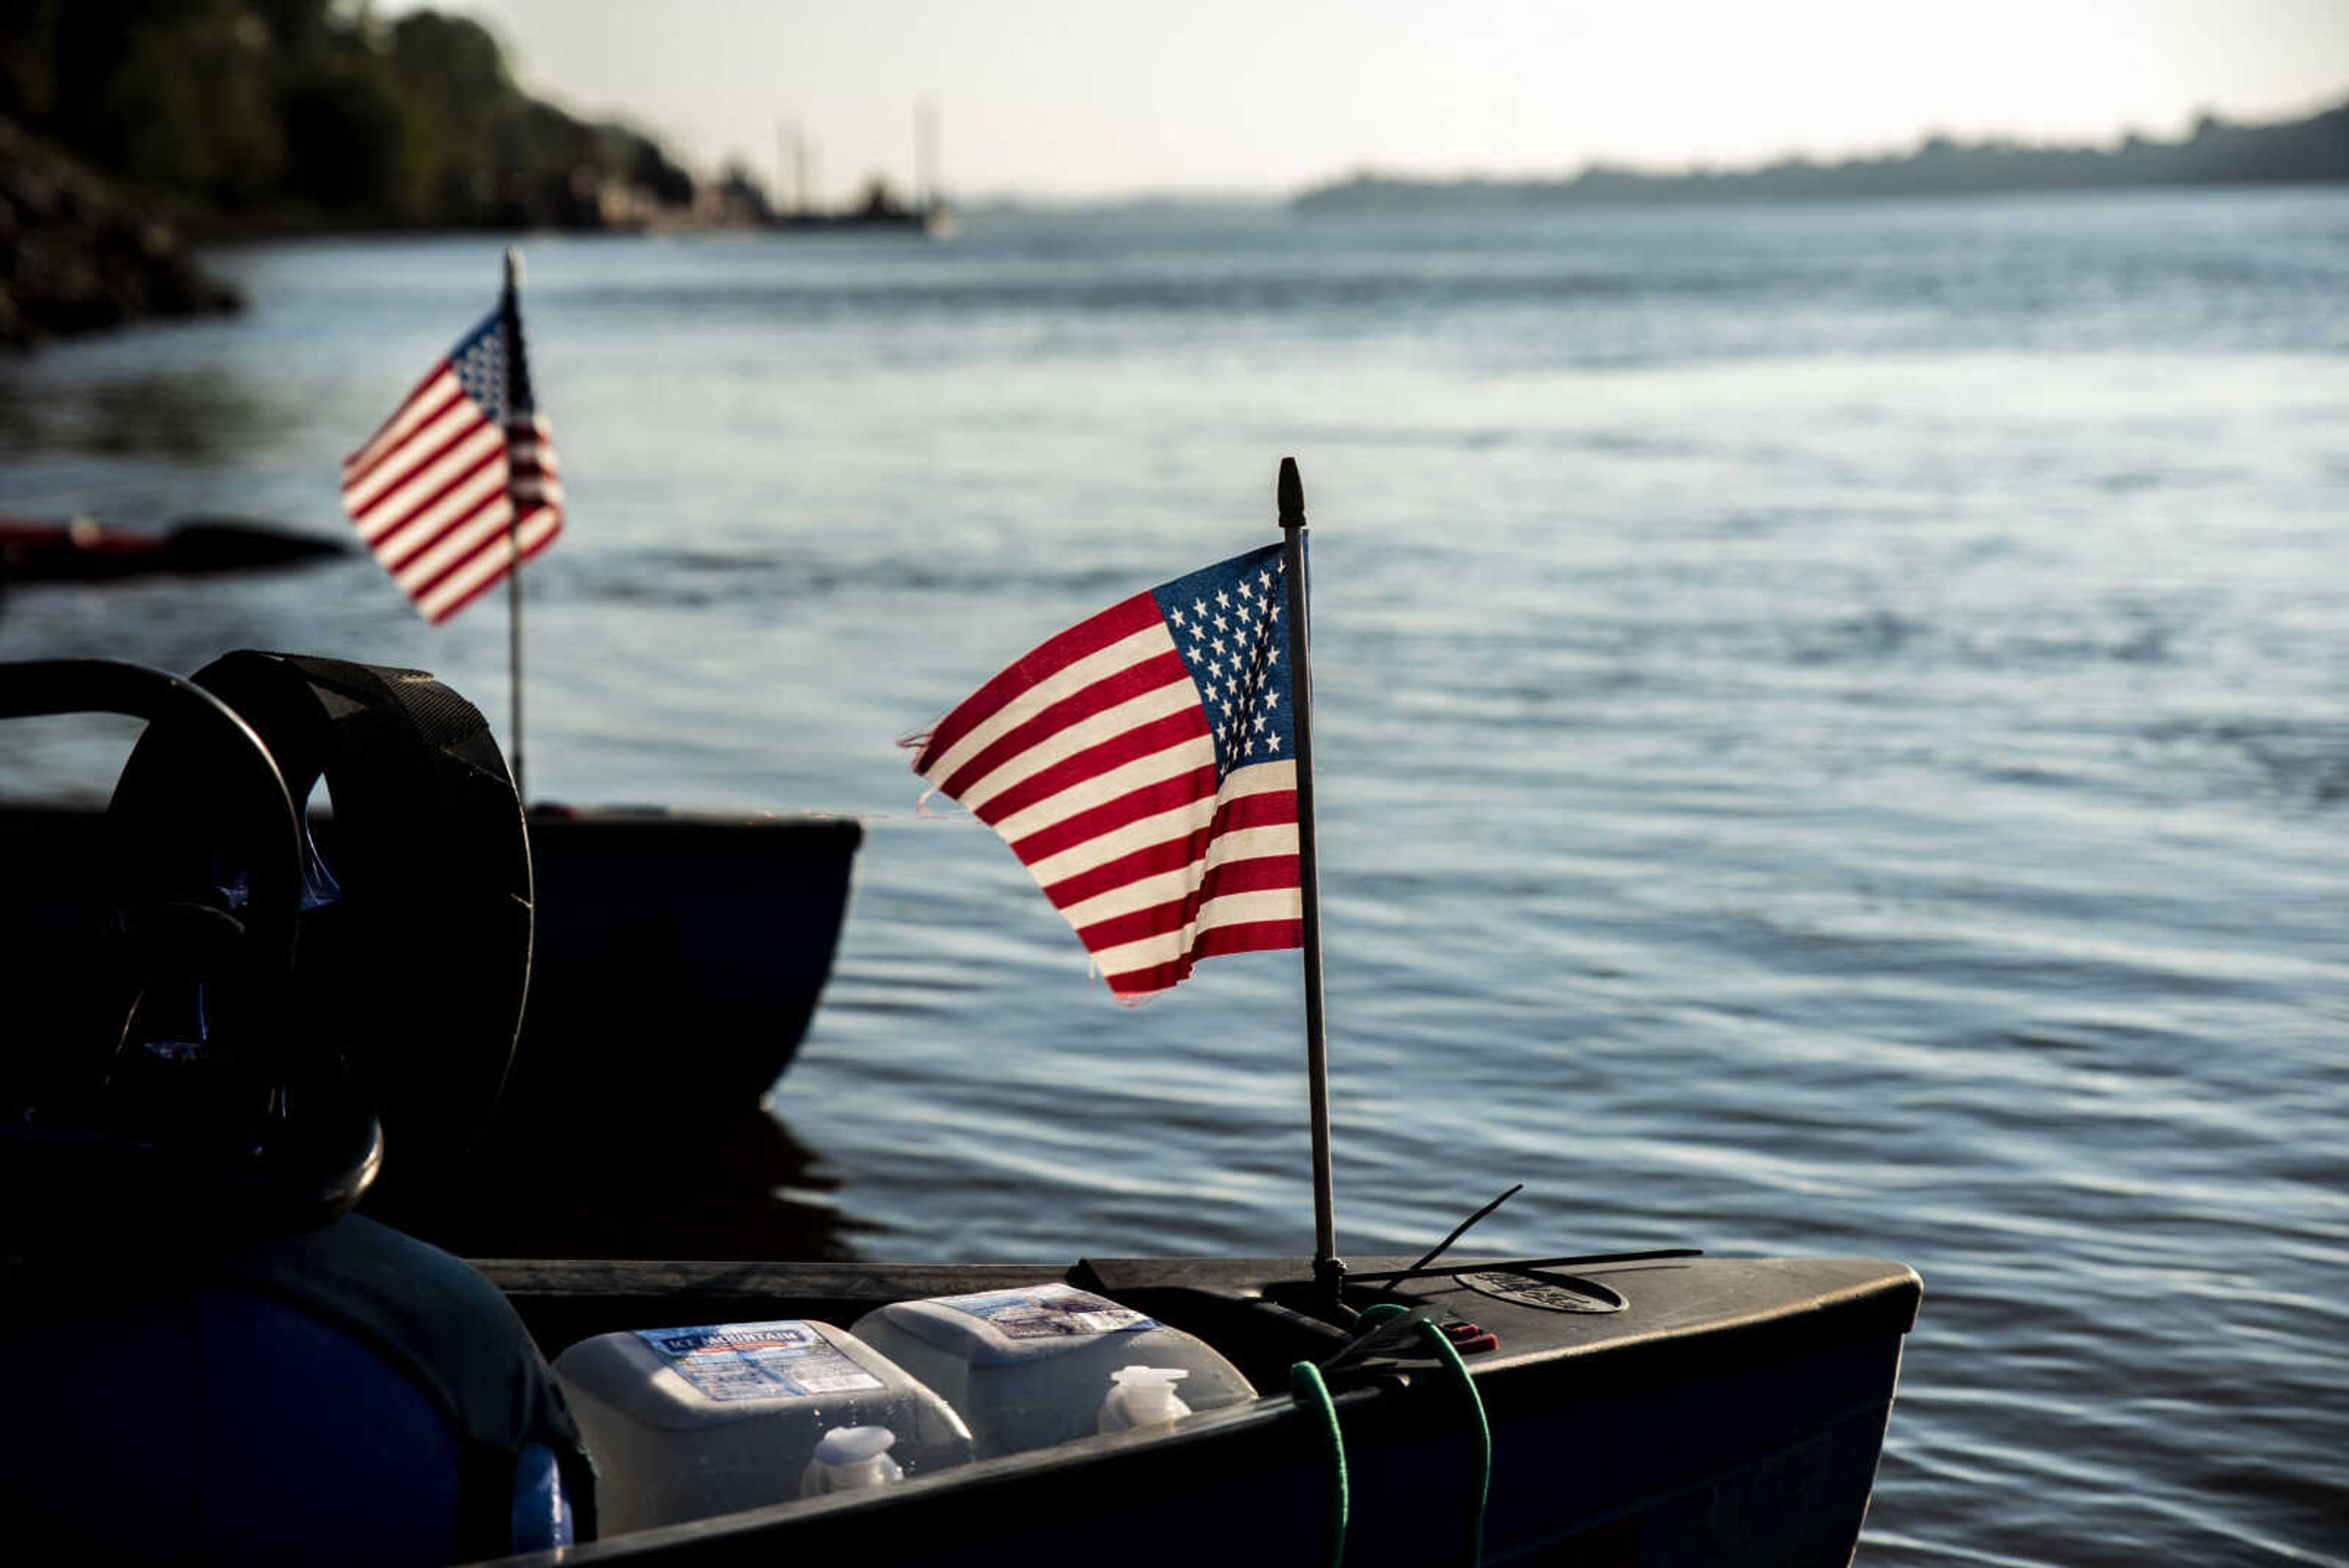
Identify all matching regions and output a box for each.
[403,1,2349,199]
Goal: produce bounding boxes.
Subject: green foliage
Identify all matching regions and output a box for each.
[0,0,697,226]
[278,49,415,212]
[102,7,286,206]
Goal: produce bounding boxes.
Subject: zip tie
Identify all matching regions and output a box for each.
[1289,1359,1348,1568]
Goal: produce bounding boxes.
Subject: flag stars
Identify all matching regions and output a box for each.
[1151,549,1294,778]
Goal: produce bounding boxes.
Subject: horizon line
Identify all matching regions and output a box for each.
[869,87,2349,210]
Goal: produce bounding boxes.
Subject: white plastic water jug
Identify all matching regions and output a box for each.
[553,1319,974,1533]
[849,1282,1254,1457]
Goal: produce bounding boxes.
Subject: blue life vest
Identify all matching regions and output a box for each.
[0,1214,596,1564]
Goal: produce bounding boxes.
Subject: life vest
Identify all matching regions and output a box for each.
[0,1214,595,1563]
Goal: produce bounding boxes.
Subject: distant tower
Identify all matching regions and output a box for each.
[915,98,942,212]
[779,119,818,215]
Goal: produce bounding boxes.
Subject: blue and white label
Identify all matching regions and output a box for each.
[638,1321,886,1403]
[932,1283,1156,1340]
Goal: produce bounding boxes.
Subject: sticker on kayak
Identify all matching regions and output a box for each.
[933,1283,1157,1339]
[639,1321,886,1403]
[1453,1271,1627,1315]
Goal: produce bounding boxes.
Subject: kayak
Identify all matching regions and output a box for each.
[0,513,346,582]
[469,1248,1918,1565]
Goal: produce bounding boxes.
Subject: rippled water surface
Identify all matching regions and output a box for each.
[3,190,2345,1564]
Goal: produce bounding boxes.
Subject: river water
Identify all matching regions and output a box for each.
[2,189,2344,1564]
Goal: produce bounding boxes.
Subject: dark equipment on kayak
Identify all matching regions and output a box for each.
[0,658,382,1242]
[113,650,536,1186]
[0,656,590,1564]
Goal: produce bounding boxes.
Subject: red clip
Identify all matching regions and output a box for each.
[1442,1320,1499,1355]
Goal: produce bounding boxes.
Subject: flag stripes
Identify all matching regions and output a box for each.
[340,307,563,625]
[913,543,1302,1000]
[918,604,1168,785]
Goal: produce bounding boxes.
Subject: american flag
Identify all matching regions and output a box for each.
[913,543,1304,1001]
[340,303,562,624]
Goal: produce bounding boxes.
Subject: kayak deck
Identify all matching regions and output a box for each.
[477,1251,1919,1566]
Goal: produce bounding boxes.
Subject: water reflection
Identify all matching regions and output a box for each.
[375,1104,863,1262]
[0,367,275,464]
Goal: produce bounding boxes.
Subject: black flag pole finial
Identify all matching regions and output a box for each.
[1276,455,1342,1311]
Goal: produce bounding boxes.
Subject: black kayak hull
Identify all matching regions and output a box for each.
[477,1251,1918,1566]
[0,804,859,1140]
[507,808,861,1134]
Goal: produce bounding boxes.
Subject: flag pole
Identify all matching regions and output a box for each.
[500,247,527,803]
[1278,456,1343,1310]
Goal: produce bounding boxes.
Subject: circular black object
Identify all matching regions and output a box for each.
[0,658,382,1245]
[1452,1269,1628,1315]
[110,652,532,1186]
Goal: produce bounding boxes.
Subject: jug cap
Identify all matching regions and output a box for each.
[814,1425,897,1465]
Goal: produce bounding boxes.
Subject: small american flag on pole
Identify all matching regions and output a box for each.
[912,543,1304,1001]
[340,304,562,623]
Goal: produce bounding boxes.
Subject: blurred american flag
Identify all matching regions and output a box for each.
[340,305,562,623]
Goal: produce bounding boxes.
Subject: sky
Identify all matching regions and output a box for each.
[400,0,2349,200]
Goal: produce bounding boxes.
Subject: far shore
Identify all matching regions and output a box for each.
[1294,97,2347,215]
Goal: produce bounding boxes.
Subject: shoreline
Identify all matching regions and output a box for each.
[0,119,240,349]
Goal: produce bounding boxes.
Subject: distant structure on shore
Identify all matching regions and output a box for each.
[1296,97,2349,215]
[771,101,954,237]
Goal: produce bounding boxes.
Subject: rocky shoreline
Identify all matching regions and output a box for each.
[0,118,241,349]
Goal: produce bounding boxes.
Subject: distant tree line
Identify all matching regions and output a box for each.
[0,0,696,229]
[1296,98,2349,215]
